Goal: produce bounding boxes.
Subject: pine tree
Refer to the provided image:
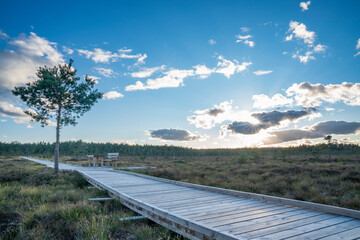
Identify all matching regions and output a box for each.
[12,60,103,174]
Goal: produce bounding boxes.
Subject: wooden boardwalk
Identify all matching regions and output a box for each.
[22,157,360,240]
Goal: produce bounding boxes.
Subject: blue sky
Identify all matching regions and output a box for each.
[1,0,360,148]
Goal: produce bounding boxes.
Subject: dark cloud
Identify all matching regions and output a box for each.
[149,128,204,141]
[226,109,315,135]
[252,109,314,125]
[264,121,360,145]
[298,82,327,95]
[312,121,360,135]
[227,121,268,135]
[207,107,225,116]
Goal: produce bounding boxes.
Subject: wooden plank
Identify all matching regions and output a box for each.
[129,189,201,199]
[202,205,289,225]
[155,194,232,206]
[113,169,360,219]
[130,188,202,198]
[166,197,249,212]
[186,201,269,220]
[234,212,333,237]
[210,207,299,229]
[109,182,165,188]
[286,219,360,240]
[146,194,220,205]
[170,199,265,216]
[191,205,288,223]
[320,226,360,240]
[260,216,353,239]
[158,195,235,209]
[137,188,211,198]
[216,209,309,232]
[120,186,188,195]
[172,199,277,216]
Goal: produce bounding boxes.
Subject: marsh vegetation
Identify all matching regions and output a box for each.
[0,157,182,240]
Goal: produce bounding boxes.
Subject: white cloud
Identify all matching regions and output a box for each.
[286,21,315,46]
[252,94,293,109]
[285,35,293,41]
[314,44,327,53]
[300,1,311,11]
[0,101,32,124]
[125,69,194,91]
[188,101,234,129]
[253,70,273,76]
[355,38,360,57]
[285,21,327,64]
[77,47,147,64]
[244,40,255,47]
[188,101,258,129]
[208,39,216,45]
[125,56,252,91]
[78,48,117,63]
[112,139,135,145]
[215,56,252,78]
[26,124,33,128]
[130,65,166,78]
[94,67,115,78]
[240,27,251,33]
[62,46,74,55]
[0,30,9,39]
[236,33,255,48]
[0,119,7,122]
[255,82,360,109]
[0,31,65,127]
[103,91,124,100]
[193,64,213,79]
[236,35,252,41]
[118,48,147,65]
[0,32,64,90]
[286,82,360,107]
[45,120,57,127]
[292,50,315,63]
[10,32,64,64]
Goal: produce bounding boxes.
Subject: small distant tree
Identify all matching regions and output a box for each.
[324,135,332,160]
[12,60,103,174]
[324,135,332,144]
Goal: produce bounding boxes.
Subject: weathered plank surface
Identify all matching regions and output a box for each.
[22,157,360,240]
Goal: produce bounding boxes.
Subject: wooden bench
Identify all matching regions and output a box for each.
[104,153,119,167]
[87,155,94,167]
[87,155,105,167]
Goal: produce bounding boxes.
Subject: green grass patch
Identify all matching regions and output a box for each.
[0,157,184,240]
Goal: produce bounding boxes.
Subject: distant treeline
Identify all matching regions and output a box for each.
[0,141,359,158]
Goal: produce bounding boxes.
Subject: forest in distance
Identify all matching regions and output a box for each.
[1,140,359,160]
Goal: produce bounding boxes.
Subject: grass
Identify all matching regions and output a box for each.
[6,151,358,238]
[0,157,184,240]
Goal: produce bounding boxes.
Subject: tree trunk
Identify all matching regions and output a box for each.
[54,105,62,175]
